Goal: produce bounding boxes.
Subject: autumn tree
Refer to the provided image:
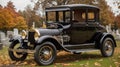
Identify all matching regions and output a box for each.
[18,5,43,28]
[97,0,115,25]
[0,1,27,31]
[115,14,120,28]
[31,0,73,11]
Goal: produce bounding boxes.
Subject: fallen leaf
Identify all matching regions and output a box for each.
[15,61,21,65]
[4,60,10,64]
[109,65,112,67]
[80,64,84,66]
[114,62,119,64]
[118,56,120,59]
[54,65,57,67]
[114,62,120,67]
[22,61,28,65]
[94,62,101,66]
[112,59,116,61]
[86,61,89,66]
[75,60,79,62]
[98,59,103,62]
[63,63,72,66]
[31,63,36,66]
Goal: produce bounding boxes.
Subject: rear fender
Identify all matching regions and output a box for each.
[100,33,116,47]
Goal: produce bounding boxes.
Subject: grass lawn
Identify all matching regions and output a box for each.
[0,41,120,67]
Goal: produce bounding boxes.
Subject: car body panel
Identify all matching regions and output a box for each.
[100,33,116,47]
[38,29,62,36]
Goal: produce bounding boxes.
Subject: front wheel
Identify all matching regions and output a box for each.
[8,41,28,61]
[34,42,57,65]
[100,38,115,57]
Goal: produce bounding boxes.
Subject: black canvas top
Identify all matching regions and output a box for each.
[45,4,99,12]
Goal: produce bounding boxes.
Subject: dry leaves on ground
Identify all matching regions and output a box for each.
[94,62,101,67]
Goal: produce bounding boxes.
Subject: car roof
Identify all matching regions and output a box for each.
[45,4,99,12]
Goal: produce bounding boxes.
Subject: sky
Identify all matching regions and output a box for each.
[0,0,34,11]
[0,0,120,16]
[106,0,120,16]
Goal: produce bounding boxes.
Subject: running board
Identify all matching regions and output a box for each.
[64,43,95,47]
[70,49,99,53]
[63,43,95,50]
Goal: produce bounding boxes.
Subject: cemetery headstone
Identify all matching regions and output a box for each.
[106,24,120,40]
[0,32,4,49]
[14,28,18,35]
[7,31,13,38]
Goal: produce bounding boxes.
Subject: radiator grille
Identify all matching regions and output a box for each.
[28,32,35,44]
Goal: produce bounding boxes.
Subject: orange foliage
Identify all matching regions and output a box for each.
[0,1,27,30]
[115,14,120,28]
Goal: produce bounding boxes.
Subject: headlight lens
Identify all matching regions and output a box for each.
[34,29,40,40]
[21,30,27,39]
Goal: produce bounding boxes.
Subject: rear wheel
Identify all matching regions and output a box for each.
[34,42,56,65]
[100,38,115,57]
[8,41,28,61]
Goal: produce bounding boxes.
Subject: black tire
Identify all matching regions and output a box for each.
[34,42,57,66]
[100,38,115,57]
[8,41,28,61]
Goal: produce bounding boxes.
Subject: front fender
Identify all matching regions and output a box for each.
[36,35,60,44]
[100,33,116,47]
[9,35,22,43]
[36,35,63,50]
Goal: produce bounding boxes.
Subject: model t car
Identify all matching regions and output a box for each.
[8,4,116,65]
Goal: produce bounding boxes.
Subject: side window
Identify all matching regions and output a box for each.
[87,9,96,22]
[74,9,86,22]
[58,11,71,23]
[73,9,97,23]
[58,12,63,22]
[82,12,86,21]
[87,12,95,22]
[48,12,56,22]
[65,11,70,22]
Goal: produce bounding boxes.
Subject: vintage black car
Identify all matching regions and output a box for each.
[8,4,116,65]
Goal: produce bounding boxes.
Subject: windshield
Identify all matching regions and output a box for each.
[46,11,71,23]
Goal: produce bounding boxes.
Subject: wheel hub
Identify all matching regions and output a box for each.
[105,41,113,55]
[39,46,53,62]
[43,50,51,60]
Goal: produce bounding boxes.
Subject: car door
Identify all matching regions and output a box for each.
[86,9,100,43]
[69,22,88,44]
[68,9,88,44]
[86,22,98,43]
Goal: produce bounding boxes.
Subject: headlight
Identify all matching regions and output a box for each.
[21,30,27,39]
[34,29,40,40]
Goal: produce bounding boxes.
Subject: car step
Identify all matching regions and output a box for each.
[64,43,95,47]
[70,49,99,53]
[8,48,35,54]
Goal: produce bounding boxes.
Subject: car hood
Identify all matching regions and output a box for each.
[38,28,62,36]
